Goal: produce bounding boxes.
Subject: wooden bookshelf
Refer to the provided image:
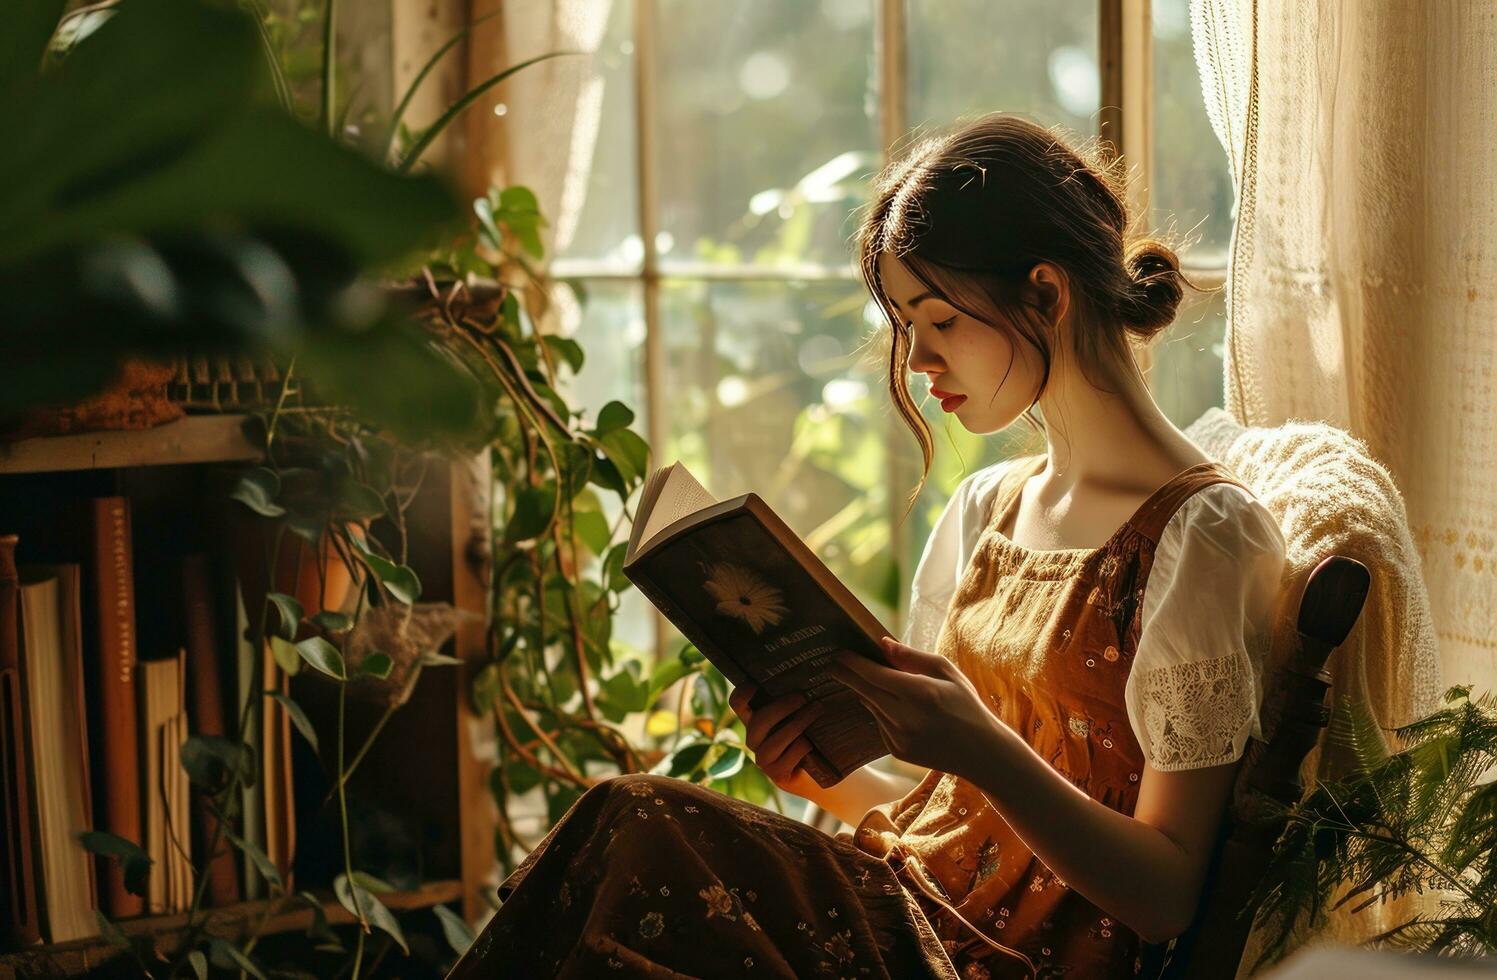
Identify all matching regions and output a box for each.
[0,879,464,979]
[0,419,498,974]
[0,415,264,475]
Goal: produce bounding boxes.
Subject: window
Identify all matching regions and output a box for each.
[548,0,1234,660]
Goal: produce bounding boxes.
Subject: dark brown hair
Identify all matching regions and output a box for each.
[854,112,1204,515]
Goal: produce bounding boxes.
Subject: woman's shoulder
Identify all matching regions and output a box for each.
[1157,478,1286,573]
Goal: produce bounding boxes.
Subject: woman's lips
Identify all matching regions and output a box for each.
[930,387,965,412]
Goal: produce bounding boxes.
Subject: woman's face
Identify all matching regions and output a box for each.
[876,251,1046,434]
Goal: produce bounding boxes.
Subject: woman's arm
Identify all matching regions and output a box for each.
[956,723,1234,944]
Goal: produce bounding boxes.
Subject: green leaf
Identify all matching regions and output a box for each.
[186,949,207,980]
[707,744,746,781]
[434,904,475,956]
[335,481,386,520]
[662,741,712,778]
[297,890,341,946]
[505,481,558,544]
[419,651,463,667]
[231,468,284,517]
[334,874,408,954]
[269,636,302,676]
[594,400,634,436]
[349,537,422,604]
[311,610,352,632]
[266,592,304,641]
[179,735,255,792]
[358,651,394,680]
[571,509,611,556]
[225,828,283,890]
[648,657,695,702]
[598,427,650,484]
[295,636,346,680]
[351,871,396,894]
[542,335,585,374]
[79,831,152,898]
[504,760,542,795]
[209,938,268,980]
[265,691,319,752]
[603,542,630,592]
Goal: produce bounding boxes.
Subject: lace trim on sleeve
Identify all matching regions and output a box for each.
[1134,650,1255,771]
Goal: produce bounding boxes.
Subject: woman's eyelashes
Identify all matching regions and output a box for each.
[905,317,957,332]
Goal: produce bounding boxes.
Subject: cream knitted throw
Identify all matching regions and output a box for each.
[1185,407,1443,971]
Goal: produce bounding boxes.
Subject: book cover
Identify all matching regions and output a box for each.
[84,498,143,919]
[622,463,893,788]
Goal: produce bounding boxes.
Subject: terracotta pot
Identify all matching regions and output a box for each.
[233,516,368,638]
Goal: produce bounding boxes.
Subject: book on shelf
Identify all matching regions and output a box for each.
[82,497,143,920]
[234,580,268,902]
[139,650,192,915]
[621,461,895,789]
[180,553,241,908]
[1,534,42,946]
[5,557,99,944]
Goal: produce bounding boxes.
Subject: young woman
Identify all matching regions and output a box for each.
[454,113,1285,980]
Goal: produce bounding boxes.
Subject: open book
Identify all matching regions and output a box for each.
[622,461,894,788]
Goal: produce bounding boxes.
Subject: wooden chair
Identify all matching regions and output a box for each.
[1143,554,1371,978]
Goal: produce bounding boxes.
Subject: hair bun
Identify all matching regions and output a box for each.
[1118,239,1184,338]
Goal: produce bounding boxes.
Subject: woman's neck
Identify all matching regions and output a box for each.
[1030,346,1204,497]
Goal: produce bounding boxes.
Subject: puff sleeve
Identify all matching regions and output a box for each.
[1123,482,1287,772]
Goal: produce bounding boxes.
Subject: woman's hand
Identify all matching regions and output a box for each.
[824,636,998,778]
[727,684,827,795]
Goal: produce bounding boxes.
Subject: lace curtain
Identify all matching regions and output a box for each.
[1191,0,1495,966]
[1192,0,1497,696]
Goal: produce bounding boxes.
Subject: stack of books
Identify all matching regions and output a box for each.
[1,498,294,948]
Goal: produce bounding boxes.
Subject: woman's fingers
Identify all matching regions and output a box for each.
[756,700,825,767]
[743,692,811,751]
[728,683,757,722]
[759,733,816,784]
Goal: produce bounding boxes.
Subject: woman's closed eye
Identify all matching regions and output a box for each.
[933,316,956,331]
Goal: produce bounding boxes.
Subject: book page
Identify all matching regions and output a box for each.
[629,462,718,559]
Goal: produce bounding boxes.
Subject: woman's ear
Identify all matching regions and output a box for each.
[1023,261,1070,331]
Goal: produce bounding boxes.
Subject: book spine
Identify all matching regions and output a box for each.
[90,499,143,919]
[0,534,41,946]
[180,555,240,907]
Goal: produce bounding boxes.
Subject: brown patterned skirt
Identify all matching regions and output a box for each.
[447,773,957,978]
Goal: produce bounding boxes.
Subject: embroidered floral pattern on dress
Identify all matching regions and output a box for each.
[1134,650,1254,769]
[699,882,737,920]
[1066,715,1090,738]
[638,911,664,939]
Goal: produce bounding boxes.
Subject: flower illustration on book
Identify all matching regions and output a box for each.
[702,561,788,634]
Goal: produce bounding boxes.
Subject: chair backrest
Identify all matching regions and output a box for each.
[1145,554,1372,979]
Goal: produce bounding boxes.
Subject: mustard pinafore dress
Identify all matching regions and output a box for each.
[841,455,1253,978]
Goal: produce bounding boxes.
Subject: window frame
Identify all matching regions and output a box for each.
[549,0,1229,659]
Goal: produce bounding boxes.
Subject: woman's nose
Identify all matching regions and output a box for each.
[905,324,942,375]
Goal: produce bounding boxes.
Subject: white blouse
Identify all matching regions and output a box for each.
[903,458,1287,772]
